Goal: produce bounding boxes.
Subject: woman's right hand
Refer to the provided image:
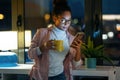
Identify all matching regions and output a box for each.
[39,40,55,52]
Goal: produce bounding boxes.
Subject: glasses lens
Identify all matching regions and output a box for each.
[60,18,71,24]
[60,19,66,23]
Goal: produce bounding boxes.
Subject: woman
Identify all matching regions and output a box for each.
[28,0,83,80]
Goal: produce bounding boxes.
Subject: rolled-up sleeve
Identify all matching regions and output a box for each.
[28,29,42,59]
[72,59,83,68]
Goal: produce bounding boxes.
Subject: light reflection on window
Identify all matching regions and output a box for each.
[0,14,4,20]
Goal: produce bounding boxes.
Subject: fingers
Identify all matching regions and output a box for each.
[71,39,82,49]
[45,40,55,50]
[39,40,56,52]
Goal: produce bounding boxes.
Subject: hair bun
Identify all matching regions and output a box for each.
[53,0,68,7]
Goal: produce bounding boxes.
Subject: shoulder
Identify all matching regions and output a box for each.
[36,28,50,35]
[37,28,48,32]
[67,31,75,44]
[37,24,54,33]
[67,31,75,38]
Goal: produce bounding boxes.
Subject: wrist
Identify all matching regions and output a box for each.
[74,52,81,61]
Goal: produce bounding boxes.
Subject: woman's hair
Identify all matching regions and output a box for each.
[52,0,71,16]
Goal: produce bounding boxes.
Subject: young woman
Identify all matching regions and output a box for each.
[28,0,83,80]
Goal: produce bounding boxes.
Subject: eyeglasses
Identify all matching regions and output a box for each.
[60,18,72,24]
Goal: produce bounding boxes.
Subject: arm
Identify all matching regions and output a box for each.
[28,29,44,59]
[28,28,49,59]
[70,41,83,68]
[70,32,84,67]
[28,28,53,59]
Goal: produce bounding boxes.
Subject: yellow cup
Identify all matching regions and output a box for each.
[54,40,64,52]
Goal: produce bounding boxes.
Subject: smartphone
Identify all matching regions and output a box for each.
[71,32,85,45]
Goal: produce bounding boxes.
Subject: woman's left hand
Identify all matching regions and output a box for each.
[70,38,82,61]
[71,38,82,51]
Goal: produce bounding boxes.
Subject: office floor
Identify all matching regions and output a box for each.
[0,74,108,80]
[0,74,30,80]
[74,76,107,80]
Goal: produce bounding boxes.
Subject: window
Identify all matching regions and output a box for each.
[102,0,120,65]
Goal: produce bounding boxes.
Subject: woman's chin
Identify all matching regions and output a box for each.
[62,27,68,31]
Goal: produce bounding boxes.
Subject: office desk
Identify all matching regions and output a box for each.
[0,64,117,80]
[0,64,32,80]
[72,66,116,80]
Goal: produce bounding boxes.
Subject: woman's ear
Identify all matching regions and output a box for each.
[52,15,57,22]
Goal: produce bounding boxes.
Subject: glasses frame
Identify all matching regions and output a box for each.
[57,16,72,24]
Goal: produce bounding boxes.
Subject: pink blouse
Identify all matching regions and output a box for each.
[28,27,81,80]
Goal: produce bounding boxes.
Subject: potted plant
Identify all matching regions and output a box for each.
[81,36,114,68]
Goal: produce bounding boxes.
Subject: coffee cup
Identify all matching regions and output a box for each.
[54,40,64,52]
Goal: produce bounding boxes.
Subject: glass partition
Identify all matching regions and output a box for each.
[102,0,120,65]
[0,0,25,63]
[0,0,11,30]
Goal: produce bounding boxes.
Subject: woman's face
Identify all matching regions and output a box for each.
[53,11,71,31]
